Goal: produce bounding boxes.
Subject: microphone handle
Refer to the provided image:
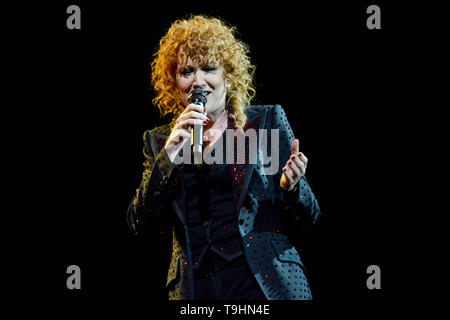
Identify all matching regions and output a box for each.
[191,102,204,164]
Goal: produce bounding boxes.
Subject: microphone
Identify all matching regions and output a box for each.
[187,88,207,164]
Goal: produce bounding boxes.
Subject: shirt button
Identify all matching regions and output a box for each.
[154,191,160,197]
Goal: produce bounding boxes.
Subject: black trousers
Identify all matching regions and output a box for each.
[193,252,266,300]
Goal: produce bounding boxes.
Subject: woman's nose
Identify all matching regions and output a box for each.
[192,70,206,89]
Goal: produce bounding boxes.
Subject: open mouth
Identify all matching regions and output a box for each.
[188,90,211,98]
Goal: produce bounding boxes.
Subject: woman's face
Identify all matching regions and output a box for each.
[176,55,228,116]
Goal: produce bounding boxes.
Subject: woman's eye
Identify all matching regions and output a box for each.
[181,68,193,76]
[202,65,217,72]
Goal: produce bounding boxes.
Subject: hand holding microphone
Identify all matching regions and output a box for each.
[164,89,209,164]
[188,89,207,164]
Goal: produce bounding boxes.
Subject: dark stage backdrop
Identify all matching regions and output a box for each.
[2,1,448,302]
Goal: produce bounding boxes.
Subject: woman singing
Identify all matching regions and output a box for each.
[126,15,320,300]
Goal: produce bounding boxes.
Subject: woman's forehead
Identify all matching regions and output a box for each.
[177,53,218,68]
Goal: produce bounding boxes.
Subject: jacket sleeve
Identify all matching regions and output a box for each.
[272,104,321,226]
[126,129,182,235]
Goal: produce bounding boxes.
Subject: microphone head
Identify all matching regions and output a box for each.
[187,88,207,106]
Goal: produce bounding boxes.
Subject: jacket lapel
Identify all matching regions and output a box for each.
[232,107,267,216]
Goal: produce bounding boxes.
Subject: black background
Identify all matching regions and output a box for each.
[2,1,448,302]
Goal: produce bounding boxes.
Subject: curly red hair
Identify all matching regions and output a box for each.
[151,15,256,129]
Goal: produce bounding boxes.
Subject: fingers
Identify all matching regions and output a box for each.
[282,167,296,188]
[171,120,205,145]
[177,117,209,129]
[290,153,307,174]
[180,103,206,118]
[176,103,209,128]
[282,150,307,190]
[167,104,210,154]
[281,139,310,192]
[165,129,190,160]
[176,112,208,126]
[291,139,299,155]
[298,152,308,165]
[173,130,191,144]
[287,158,302,179]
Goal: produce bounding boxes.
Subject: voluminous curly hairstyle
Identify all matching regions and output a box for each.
[151,15,256,129]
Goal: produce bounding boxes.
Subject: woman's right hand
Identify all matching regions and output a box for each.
[164,103,210,163]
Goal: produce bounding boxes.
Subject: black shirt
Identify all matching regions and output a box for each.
[183,128,243,271]
[181,125,265,300]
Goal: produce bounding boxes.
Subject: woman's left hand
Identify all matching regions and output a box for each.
[280,139,308,192]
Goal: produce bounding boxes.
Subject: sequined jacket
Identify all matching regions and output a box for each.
[126,105,321,300]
